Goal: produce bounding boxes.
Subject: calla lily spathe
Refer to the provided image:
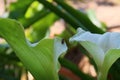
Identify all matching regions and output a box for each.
[70,28,120,80]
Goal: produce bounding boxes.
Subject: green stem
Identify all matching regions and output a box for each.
[20,8,50,28]
[54,0,104,34]
[59,57,94,80]
[38,0,87,30]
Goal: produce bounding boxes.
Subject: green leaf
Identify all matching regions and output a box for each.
[25,1,44,18]
[0,44,8,53]
[29,12,58,42]
[9,0,34,19]
[0,18,67,80]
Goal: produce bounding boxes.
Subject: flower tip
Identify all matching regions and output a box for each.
[69,28,86,43]
[77,28,86,34]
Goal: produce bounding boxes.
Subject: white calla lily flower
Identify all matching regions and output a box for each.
[70,28,120,80]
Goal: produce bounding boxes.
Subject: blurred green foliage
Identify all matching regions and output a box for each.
[0,0,109,80]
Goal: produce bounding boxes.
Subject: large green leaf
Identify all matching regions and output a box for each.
[0,18,67,80]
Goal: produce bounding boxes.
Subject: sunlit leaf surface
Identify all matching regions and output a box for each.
[0,18,67,80]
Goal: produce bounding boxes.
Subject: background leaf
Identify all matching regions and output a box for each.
[9,0,34,19]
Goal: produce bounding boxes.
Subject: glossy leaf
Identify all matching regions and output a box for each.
[0,18,67,80]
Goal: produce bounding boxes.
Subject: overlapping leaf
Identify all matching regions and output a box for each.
[0,18,67,80]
